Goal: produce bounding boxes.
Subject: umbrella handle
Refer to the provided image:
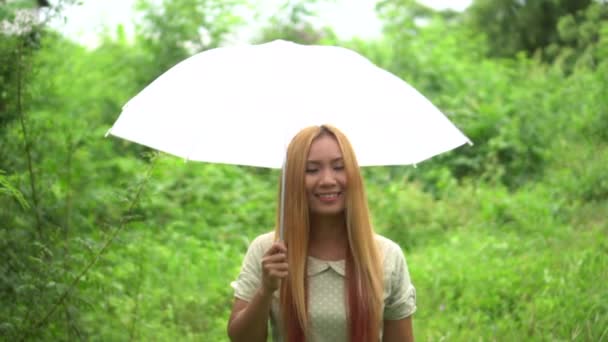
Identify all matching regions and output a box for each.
[279,159,286,241]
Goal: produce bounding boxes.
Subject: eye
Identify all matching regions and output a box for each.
[305,168,319,174]
[333,165,345,171]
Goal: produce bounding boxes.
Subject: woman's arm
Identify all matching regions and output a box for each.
[227,289,274,342]
[383,316,414,342]
[227,242,288,342]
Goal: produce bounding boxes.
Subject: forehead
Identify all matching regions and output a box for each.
[307,134,342,160]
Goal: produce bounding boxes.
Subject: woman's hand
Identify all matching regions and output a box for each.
[260,242,288,296]
[228,241,287,342]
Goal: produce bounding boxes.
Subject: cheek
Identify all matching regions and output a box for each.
[305,175,316,193]
[338,174,348,187]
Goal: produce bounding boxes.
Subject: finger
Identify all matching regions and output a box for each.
[265,262,288,272]
[263,253,287,264]
[262,260,287,273]
[274,241,286,252]
[264,242,287,256]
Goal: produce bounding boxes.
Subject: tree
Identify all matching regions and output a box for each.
[252,0,335,45]
[549,1,608,70]
[133,0,246,83]
[465,0,593,58]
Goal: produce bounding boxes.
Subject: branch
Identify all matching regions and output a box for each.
[16,37,42,238]
[19,156,158,341]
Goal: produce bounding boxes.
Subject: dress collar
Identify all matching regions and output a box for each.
[307,256,345,277]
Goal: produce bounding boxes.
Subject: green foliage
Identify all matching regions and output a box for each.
[253,0,335,45]
[410,224,608,340]
[0,169,29,209]
[465,0,593,58]
[133,0,246,81]
[370,179,607,340]
[0,32,19,128]
[1,0,607,340]
[548,2,608,71]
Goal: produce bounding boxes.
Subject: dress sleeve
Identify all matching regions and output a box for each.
[230,234,267,302]
[384,241,417,320]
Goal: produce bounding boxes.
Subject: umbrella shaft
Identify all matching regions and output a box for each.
[279,159,286,241]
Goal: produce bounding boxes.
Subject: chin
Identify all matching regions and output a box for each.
[311,208,345,216]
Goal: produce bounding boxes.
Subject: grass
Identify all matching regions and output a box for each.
[58,177,608,341]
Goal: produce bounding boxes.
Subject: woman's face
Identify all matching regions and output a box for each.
[305,134,347,216]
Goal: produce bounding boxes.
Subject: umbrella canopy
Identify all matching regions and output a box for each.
[106,39,471,168]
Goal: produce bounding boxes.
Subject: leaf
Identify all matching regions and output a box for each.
[0,169,30,209]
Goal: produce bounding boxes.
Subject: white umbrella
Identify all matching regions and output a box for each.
[105,39,472,238]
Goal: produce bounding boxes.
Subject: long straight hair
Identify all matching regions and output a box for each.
[274,125,384,342]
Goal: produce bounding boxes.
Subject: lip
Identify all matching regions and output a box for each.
[315,191,343,203]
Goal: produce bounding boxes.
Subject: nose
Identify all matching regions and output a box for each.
[319,168,337,186]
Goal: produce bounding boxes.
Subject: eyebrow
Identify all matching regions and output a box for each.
[306,157,344,164]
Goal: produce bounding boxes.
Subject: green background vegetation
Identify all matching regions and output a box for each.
[1,0,607,340]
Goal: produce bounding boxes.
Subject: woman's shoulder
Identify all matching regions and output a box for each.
[249,231,276,250]
[374,234,403,254]
[239,231,275,263]
[374,234,407,265]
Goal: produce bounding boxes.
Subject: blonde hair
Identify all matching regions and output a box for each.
[274,125,384,341]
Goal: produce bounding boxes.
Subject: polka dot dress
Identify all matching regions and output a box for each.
[231,232,417,342]
[307,257,347,341]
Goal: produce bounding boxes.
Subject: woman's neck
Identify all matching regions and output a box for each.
[308,213,348,260]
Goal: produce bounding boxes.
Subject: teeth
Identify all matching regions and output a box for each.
[319,193,338,198]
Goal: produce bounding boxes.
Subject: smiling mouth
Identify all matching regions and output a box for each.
[315,192,342,201]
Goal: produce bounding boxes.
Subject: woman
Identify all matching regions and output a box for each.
[227,125,416,342]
